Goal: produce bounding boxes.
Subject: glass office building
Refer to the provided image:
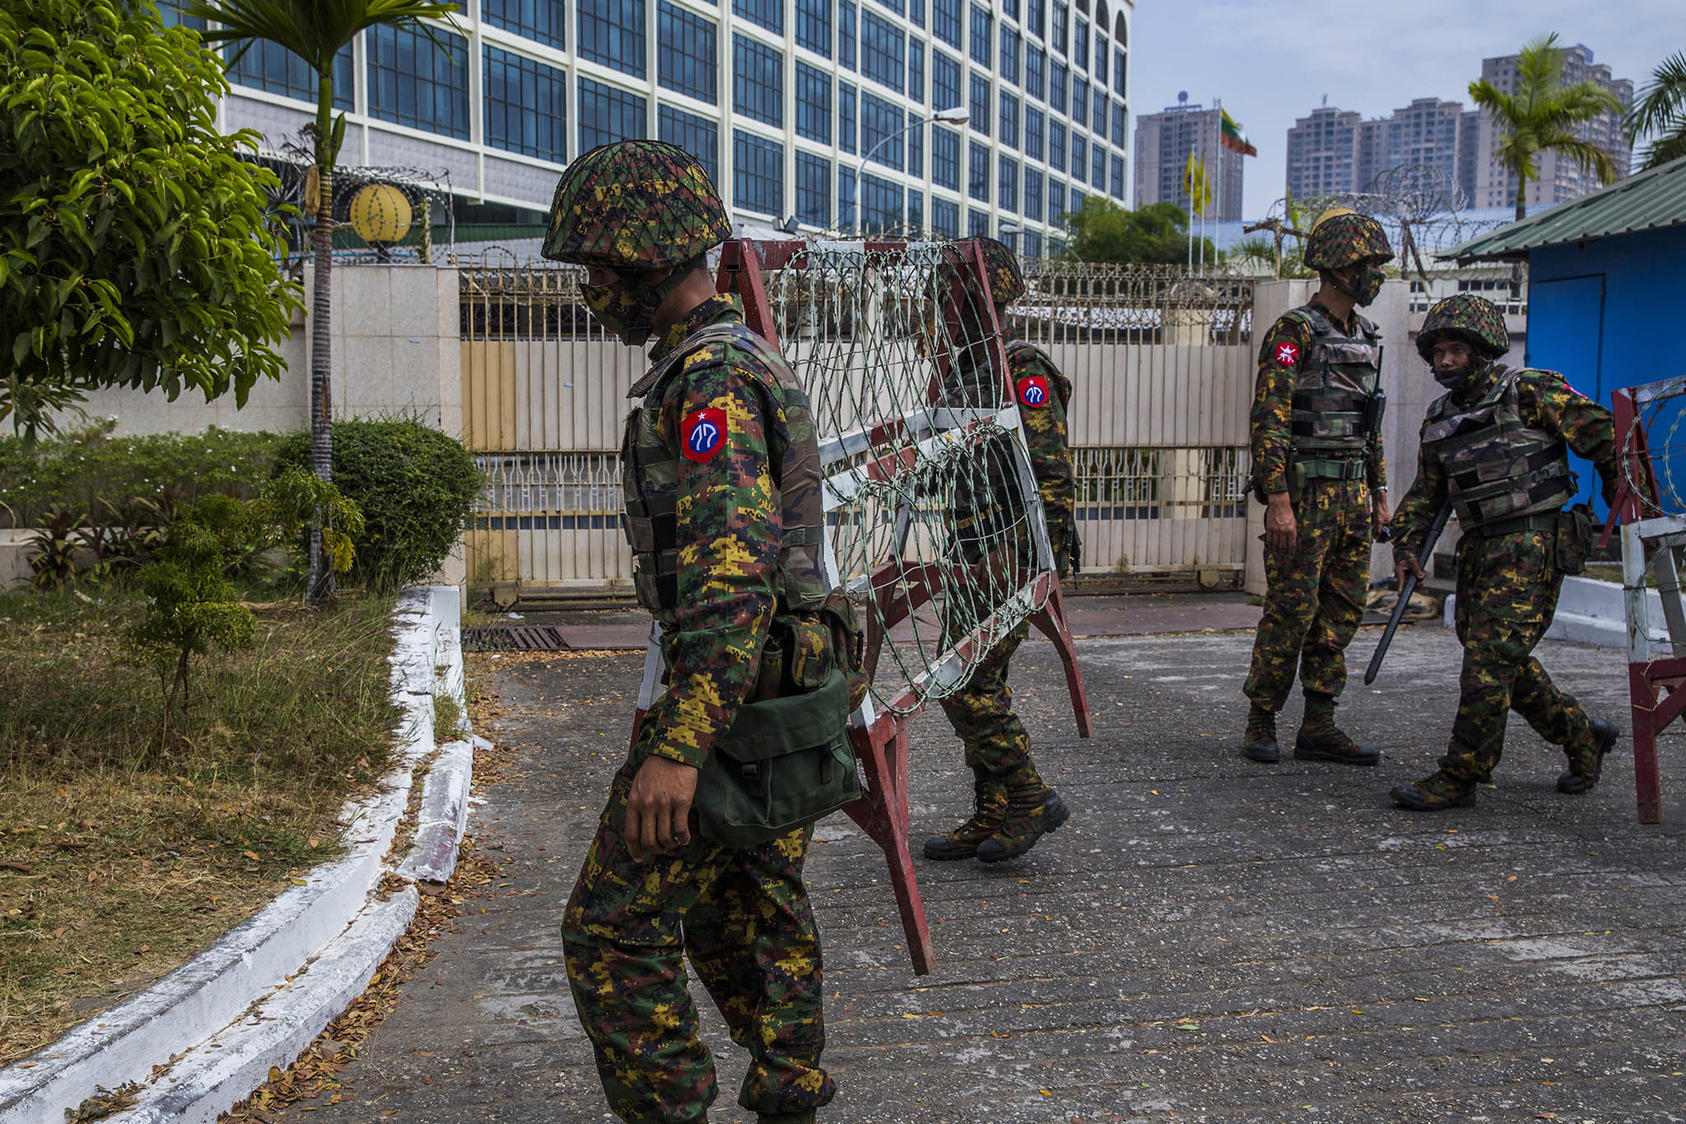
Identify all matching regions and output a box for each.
[173,0,1133,257]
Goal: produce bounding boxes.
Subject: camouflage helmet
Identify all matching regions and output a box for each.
[542,140,730,269]
[1303,211,1394,270]
[1416,293,1510,360]
[971,236,1027,304]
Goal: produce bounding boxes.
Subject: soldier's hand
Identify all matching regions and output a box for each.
[1371,492,1392,540]
[1395,555,1425,594]
[1265,492,1297,555]
[625,755,699,861]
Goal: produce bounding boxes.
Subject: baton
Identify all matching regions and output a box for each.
[1364,502,1451,685]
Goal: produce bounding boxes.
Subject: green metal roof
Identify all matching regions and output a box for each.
[1444,154,1686,262]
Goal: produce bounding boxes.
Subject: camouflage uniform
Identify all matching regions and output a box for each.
[926,239,1074,863]
[1390,294,1619,810]
[547,143,834,1123]
[1241,211,1393,765]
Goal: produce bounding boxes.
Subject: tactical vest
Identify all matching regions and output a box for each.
[621,321,829,620]
[1288,305,1383,464]
[1421,366,1575,529]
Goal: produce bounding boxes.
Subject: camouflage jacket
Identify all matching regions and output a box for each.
[1391,365,1617,564]
[1250,299,1387,495]
[629,293,817,770]
[1006,334,1076,557]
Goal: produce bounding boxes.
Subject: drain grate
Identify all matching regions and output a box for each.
[463,625,571,652]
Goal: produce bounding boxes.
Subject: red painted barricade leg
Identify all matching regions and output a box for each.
[1028,581,1093,738]
[843,715,933,975]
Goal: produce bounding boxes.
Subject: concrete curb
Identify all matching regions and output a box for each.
[1443,575,1667,650]
[0,585,471,1124]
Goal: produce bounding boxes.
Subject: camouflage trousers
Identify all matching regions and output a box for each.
[561,734,835,1123]
[1441,527,1595,783]
[1244,478,1372,710]
[939,619,1034,778]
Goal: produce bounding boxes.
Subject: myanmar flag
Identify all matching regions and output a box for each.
[1220,109,1257,157]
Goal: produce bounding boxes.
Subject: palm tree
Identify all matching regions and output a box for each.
[188,0,459,605]
[1469,32,1626,221]
[1628,50,1686,171]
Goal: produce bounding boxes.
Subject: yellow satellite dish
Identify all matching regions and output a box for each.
[347,182,413,244]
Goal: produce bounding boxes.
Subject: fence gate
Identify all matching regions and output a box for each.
[459,256,1255,601]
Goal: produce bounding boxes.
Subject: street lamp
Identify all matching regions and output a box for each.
[848,105,969,234]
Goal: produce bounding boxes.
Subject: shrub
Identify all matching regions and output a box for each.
[0,421,286,528]
[275,420,480,593]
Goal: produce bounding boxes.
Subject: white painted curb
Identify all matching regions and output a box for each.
[0,585,473,1124]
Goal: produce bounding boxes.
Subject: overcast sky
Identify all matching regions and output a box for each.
[1130,0,1684,217]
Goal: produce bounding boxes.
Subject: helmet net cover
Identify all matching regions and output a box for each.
[1303,212,1394,270]
[542,140,731,269]
[1416,293,1510,360]
[968,236,1027,304]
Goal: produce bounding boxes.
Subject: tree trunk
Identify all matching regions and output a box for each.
[306,160,336,607]
[1515,174,1527,222]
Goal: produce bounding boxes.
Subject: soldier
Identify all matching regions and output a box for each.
[1241,211,1394,766]
[546,141,836,1124]
[924,237,1076,863]
[1388,294,1619,811]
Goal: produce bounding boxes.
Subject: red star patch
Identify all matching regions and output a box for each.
[680,407,728,463]
[1274,341,1301,366]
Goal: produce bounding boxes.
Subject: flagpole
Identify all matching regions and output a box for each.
[1185,150,1194,276]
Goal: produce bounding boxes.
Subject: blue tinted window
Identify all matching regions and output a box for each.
[969,73,990,135]
[579,0,646,78]
[933,51,961,110]
[839,1,856,70]
[578,77,648,150]
[931,126,960,190]
[1051,1,1067,54]
[484,0,565,49]
[908,121,924,175]
[1091,142,1105,187]
[998,154,1018,213]
[369,24,468,137]
[484,46,566,160]
[999,26,1020,85]
[795,62,832,143]
[1071,75,1087,126]
[1049,120,1066,169]
[967,141,989,201]
[933,0,961,48]
[999,91,1018,148]
[1073,18,1088,73]
[796,0,831,55]
[837,166,856,228]
[1022,230,1042,259]
[1093,32,1107,85]
[909,40,925,103]
[1025,46,1044,100]
[968,208,989,236]
[861,11,904,92]
[1069,186,1084,212]
[658,104,719,185]
[795,150,831,226]
[229,39,353,108]
[733,0,783,34]
[733,35,783,126]
[1070,133,1085,179]
[1048,178,1064,222]
[871,0,903,13]
[909,0,925,27]
[1092,88,1108,135]
[157,1,206,30]
[933,196,959,236]
[1114,47,1126,96]
[1025,106,1044,160]
[862,172,902,232]
[1112,99,1126,146]
[861,92,904,169]
[659,3,718,104]
[908,189,924,232]
[1110,153,1125,199]
[733,130,783,215]
[1049,59,1067,113]
[1023,166,1043,220]
[968,4,991,66]
[1027,0,1046,40]
[839,81,857,154]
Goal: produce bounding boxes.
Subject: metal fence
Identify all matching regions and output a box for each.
[459,257,1257,597]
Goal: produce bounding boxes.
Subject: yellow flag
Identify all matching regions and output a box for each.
[1183,151,1213,217]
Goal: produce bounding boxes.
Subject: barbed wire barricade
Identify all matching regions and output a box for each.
[248,146,455,267]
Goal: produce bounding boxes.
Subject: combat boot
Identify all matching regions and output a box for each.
[976,762,1069,863]
[1390,770,1477,811]
[1241,704,1280,763]
[1557,717,1620,795]
[923,769,1007,860]
[757,1112,816,1124]
[1293,694,1380,766]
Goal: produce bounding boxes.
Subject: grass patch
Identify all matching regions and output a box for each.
[0,588,399,1066]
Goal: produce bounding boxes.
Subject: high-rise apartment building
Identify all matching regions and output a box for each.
[1132,97,1243,221]
[163,0,1134,259]
[1473,43,1632,212]
[1286,98,1467,207]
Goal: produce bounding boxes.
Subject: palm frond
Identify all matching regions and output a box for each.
[1628,50,1686,139]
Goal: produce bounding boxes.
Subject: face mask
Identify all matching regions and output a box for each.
[1433,364,1475,389]
[1349,266,1386,306]
[581,265,694,346]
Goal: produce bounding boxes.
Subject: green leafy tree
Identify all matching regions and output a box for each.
[0,0,299,439]
[1628,50,1686,171]
[187,0,459,607]
[1469,32,1626,220]
[1061,198,1216,264]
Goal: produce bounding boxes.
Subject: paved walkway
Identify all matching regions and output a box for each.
[297,602,1686,1123]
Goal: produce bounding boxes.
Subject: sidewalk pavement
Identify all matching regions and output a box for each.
[294,602,1686,1123]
